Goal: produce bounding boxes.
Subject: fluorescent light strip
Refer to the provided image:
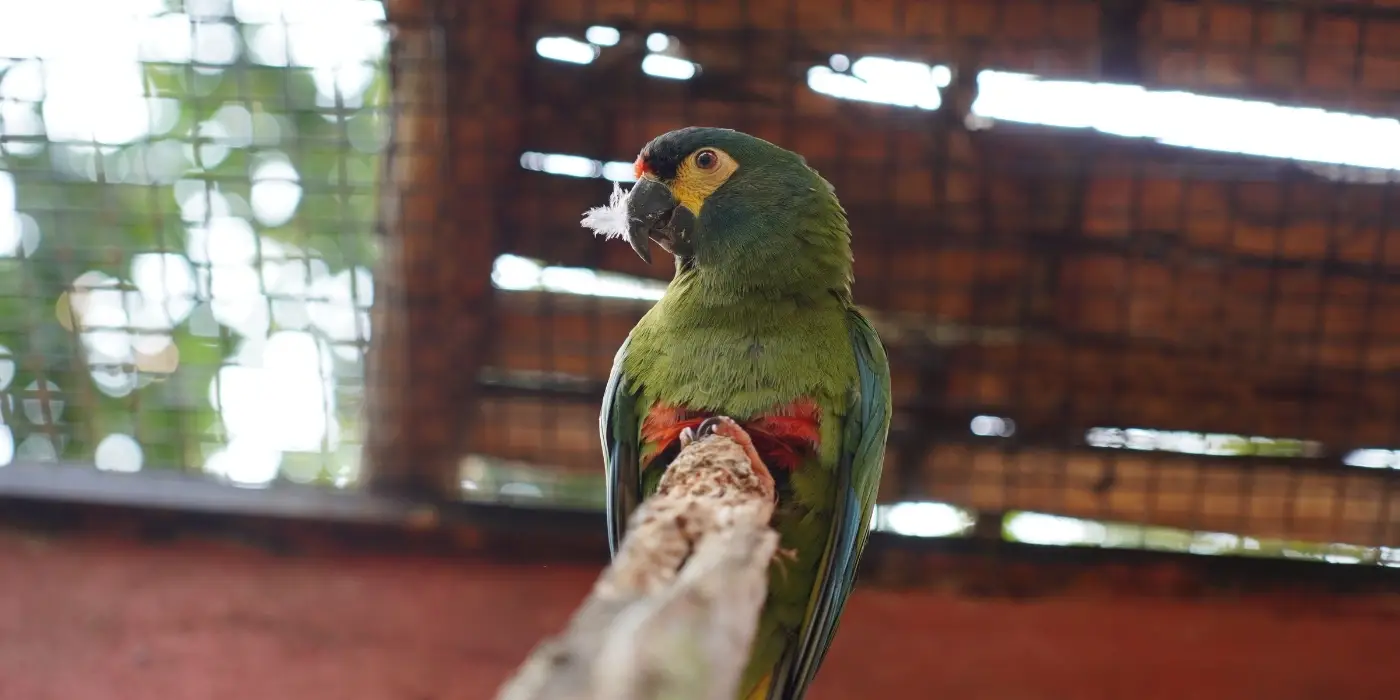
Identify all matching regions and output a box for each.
[492,254,665,301]
[971,69,1400,172]
[642,53,697,80]
[1085,426,1323,459]
[535,28,700,80]
[534,37,597,65]
[585,26,620,47]
[519,151,634,182]
[803,54,1400,172]
[807,55,950,110]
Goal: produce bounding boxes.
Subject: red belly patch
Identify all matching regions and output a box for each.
[640,398,822,472]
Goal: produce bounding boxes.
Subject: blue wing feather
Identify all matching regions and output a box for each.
[772,306,891,699]
[601,334,641,557]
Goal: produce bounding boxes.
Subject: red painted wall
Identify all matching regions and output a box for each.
[1,530,1394,700]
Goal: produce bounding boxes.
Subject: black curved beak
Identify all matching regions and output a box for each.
[625,178,694,265]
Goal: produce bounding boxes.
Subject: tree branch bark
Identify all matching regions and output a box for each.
[496,422,779,700]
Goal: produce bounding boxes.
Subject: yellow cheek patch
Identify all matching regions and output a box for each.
[668,147,739,216]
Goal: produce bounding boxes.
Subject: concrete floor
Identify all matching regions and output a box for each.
[1,529,1395,700]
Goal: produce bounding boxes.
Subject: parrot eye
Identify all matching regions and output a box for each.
[694,149,718,170]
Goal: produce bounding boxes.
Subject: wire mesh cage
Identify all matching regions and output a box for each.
[3,0,1400,566]
[0,0,387,484]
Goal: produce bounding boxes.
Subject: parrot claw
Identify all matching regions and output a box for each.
[694,416,727,440]
[679,426,696,448]
[693,416,776,501]
[771,546,800,580]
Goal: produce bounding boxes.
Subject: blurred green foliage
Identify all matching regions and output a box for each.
[0,5,388,484]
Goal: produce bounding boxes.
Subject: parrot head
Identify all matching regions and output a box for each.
[586,126,852,293]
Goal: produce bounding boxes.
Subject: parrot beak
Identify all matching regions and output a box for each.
[625,178,694,265]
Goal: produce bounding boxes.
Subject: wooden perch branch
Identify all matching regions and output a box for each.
[496,421,780,700]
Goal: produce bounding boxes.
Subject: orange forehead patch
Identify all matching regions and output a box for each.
[633,155,648,180]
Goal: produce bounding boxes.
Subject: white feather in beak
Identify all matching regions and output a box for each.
[580,181,632,241]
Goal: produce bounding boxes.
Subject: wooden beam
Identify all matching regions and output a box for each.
[0,461,420,524]
[1100,0,1150,81]
[495,430,778,700]
[11,485,1398,615]
[363,0,524,498]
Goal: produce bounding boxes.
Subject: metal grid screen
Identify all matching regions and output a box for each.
[3,0,1400,565]
[0,0,386,484]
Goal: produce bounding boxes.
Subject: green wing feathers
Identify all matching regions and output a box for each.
[600,307,891,700]
[770,306,892,699]
[595,126,893,700]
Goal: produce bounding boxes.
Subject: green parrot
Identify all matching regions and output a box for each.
[584,126,892,700]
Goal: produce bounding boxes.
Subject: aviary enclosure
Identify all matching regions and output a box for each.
[1,0,1399,697]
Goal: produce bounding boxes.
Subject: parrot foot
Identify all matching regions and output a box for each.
[679,425,697,449]
[694,416,775,499]
[770,546,800,580]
